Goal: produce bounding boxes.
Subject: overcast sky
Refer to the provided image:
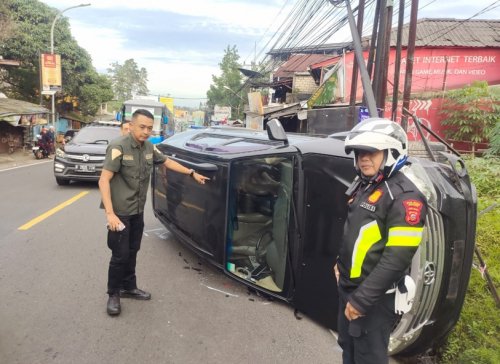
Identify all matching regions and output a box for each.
[40,0,500,107]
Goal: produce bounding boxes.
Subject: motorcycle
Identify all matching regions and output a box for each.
[32,135,51,159]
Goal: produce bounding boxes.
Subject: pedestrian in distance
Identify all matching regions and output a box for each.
[48,125,55,154]
[99,109,210,316]
[335,118,427,363]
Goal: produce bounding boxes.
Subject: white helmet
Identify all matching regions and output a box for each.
[345,118,408,178]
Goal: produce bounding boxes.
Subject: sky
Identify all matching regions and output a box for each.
[40,0,500,108]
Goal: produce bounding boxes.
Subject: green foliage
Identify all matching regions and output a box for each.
[440,157,500,363]
[107,59,149,101]
[440,81,500,144]
[206,45,244,119]
[0,1,15,43]
[485,121,500,157]
[0,0,113,115]
[79,73,114,115]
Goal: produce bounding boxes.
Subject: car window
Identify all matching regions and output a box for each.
[226,156,293,292]
[71,127,120,144]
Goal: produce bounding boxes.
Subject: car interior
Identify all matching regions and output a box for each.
[226,156,292,293]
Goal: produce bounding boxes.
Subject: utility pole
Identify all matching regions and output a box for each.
[330,0,378,118]
[401,0,419,131]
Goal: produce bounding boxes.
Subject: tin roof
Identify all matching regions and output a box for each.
[0,98,49,119]
[391,18,500,48]
[274,54,336,79]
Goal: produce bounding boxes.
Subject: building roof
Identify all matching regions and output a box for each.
[390,18,500,48]
[0,98,49,119]
[0,59,20,67]
[274,54,336,79]
[268,42,352,57]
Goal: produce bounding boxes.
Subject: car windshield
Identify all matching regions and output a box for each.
[71,127,120,144]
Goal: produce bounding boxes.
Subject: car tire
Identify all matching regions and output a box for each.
[56,177,70,186]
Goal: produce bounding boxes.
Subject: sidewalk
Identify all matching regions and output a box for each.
[0,149,51,171]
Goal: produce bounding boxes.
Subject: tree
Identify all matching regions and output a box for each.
[206,45,244,119]
[440,81,500,153]
[79,73,114,115]
[0,2,15,43]
[0,0,113,115]
[107,59,149,101]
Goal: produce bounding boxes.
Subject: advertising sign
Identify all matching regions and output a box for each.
[212,105,231,123]
[159,96,175,114]
[343,48,500,100]
[40,54,62,92]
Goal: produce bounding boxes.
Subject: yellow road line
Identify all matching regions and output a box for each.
[18,190,90,231]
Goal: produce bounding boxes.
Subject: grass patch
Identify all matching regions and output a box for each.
[439,157,500,363]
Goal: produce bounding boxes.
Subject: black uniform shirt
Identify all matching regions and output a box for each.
[337,170,427,314]
[102,134,166,216]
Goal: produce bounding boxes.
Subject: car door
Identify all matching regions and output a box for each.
[152,147,226,261]
[292,152,355,330]
[223,153,297,298]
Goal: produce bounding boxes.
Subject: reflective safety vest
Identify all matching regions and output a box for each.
[337,171,427,314]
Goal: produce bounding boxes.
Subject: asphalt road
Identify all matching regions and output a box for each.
[0,161,343,364]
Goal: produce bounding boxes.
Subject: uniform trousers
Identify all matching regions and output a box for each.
[337,289,397,364]
[107,213,144,295]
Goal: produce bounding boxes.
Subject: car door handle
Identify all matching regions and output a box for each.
[168,156,218,172]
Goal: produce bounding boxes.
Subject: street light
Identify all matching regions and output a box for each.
[49,3,91,126]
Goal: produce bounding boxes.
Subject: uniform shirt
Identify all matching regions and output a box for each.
[102,134,166,216]
[337,170,427,314]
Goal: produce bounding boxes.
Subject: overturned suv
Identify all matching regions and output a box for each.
[151,120,476,356]
[54,122,121,185]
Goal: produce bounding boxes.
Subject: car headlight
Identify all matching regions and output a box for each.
[55,148,66,158]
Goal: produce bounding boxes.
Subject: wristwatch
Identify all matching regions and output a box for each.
[189,169,195,177]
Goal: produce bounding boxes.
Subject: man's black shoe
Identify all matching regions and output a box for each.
[107,294,121,316]
[119,288,151,300]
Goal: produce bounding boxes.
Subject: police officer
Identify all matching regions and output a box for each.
[99,109,209,316]
[335,118,427,363]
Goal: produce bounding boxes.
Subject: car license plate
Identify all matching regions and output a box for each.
[76,164,95,172]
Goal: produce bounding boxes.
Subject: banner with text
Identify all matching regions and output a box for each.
[41,54,62,92]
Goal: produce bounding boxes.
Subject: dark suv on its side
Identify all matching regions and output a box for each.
[150,120,477,357]
[53,123,121,185]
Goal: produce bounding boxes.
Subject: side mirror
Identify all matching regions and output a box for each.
[266,118,288,145]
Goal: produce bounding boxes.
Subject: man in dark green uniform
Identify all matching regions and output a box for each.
[335,118,427,363]
[99,109,209,316]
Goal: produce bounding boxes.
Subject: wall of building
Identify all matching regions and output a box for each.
[293,72,318,94]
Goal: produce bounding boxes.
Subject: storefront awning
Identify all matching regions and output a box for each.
[0,98,50,119]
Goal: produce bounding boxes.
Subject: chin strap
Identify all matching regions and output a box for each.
[359,171,384,186]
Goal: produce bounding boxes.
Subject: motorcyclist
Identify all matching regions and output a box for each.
[39,127,52,156]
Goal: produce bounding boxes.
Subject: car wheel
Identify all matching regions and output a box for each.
[56,177,70,186]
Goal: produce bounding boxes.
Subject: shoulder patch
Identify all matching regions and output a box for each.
[111,148,122,160]
[403,199,423,225]
[368,189,383,204]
